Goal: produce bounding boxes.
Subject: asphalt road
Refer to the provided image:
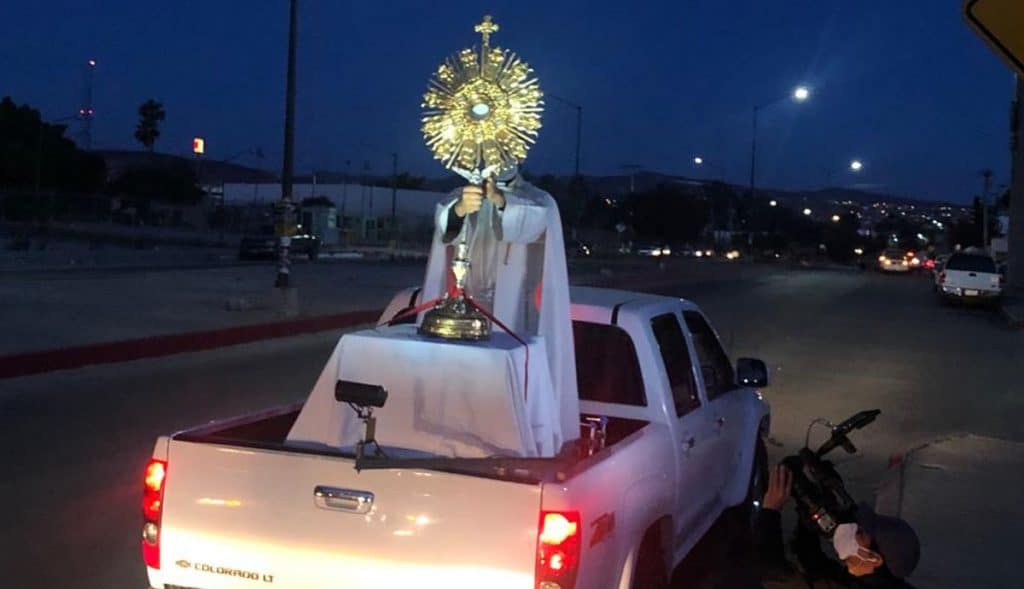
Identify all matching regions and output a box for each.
[1,263,1020,588]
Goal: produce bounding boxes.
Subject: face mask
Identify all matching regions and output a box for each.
[832,523,861,560]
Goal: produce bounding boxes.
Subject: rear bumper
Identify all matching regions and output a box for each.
[940,285,1001,302]
[879,263,910,272]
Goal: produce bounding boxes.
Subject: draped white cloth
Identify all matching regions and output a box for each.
[285,325,558,458]
[419,179,579,449]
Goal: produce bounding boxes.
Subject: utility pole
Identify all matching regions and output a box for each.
[981,168,993,249]
[391,152,398,244]
[1008,76,1024,292]
[275,0,298,289]
[748,105,760,201]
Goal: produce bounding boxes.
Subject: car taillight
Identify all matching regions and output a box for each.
[536,511,581,589]
[142,458,167,569]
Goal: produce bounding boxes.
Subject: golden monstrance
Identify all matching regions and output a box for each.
[418,15,545,340]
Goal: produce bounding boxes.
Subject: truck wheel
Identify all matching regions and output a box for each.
[743,437,769,530]
[632,532,668,589]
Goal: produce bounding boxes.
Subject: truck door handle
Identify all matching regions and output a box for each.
[314,485,374,514]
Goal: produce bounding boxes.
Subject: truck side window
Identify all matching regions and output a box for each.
[572,321,646,406]
[650,313,700,416]
[683,311,735,400]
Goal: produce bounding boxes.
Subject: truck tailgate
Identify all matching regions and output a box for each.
[153,440,542,589]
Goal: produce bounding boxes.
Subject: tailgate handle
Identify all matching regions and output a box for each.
[314,486,374,514]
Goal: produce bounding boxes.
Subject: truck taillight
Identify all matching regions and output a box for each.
[536,511,580,589]
[142,458,167,569]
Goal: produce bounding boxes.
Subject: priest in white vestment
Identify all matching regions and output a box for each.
[420,170,580,449]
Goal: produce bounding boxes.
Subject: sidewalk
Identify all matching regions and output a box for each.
[1000,293,1024,328]
[875,434,1024,588]
[0,256,716,378]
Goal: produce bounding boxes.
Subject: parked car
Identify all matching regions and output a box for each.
[142,287,771,589]
[936,252,1002,306]
[930,253,951,287]
[239,225,319,261]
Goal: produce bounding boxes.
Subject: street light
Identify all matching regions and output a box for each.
[692,156,724,181]
[850,159,863,171]
[749,85,811,202]
[803,208,812,216]
[831,214,841,222]
[769,200,778,207]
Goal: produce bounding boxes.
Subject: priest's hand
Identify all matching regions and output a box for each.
[483,178,506,210]
[453,186,484,218]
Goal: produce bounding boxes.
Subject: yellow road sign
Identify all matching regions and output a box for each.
[965,0,1024,77]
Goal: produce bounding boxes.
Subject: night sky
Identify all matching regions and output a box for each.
[0,1,1014,202]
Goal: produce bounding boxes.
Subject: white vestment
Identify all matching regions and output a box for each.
[420,179,580,449]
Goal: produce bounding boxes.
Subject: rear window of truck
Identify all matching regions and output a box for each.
[946,255,996,273]
[572,321,646,406]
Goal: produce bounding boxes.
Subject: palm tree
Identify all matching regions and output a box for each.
[134,99,166,152]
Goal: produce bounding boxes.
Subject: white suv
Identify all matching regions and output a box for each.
[936,253,1002,305]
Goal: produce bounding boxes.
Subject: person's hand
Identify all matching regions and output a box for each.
[453,185,485,217]
[762,464,792,511]
[483,178,506,209]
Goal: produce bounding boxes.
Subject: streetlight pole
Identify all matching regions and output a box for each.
[749,86,810,201]
[981,168,993,249]
[391,151,398,244]
[276,0,298,289]
[748,105,760,201]
[547,93,583,178]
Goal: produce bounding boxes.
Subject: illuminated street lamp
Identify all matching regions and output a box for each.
[803,208,812,216]
[769,200,778,207]
[692,155,724,181]
[831,214,841,222]
[750,85,811,201]
[850,159,863,171]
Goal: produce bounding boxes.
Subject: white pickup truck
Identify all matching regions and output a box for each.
[141,286,771,589]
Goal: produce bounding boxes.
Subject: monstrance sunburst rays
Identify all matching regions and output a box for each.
[421,15,544,180]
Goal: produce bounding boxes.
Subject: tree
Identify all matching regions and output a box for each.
[134,99,166,152]
[0,96,105,193]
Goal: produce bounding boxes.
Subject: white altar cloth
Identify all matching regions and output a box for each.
[286,325,561,458]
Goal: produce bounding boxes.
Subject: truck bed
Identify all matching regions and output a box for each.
[174,403,650,485]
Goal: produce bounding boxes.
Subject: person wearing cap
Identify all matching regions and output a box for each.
[755,465,921,588]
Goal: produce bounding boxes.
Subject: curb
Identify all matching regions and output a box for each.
[0,309,382,380]
[1001,303,1024,329]
[0,265,689,379]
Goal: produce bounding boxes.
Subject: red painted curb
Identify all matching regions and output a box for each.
[0,309,383,379]
[0,270,682,380]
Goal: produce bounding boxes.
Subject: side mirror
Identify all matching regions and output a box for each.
[736,358,769,388]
